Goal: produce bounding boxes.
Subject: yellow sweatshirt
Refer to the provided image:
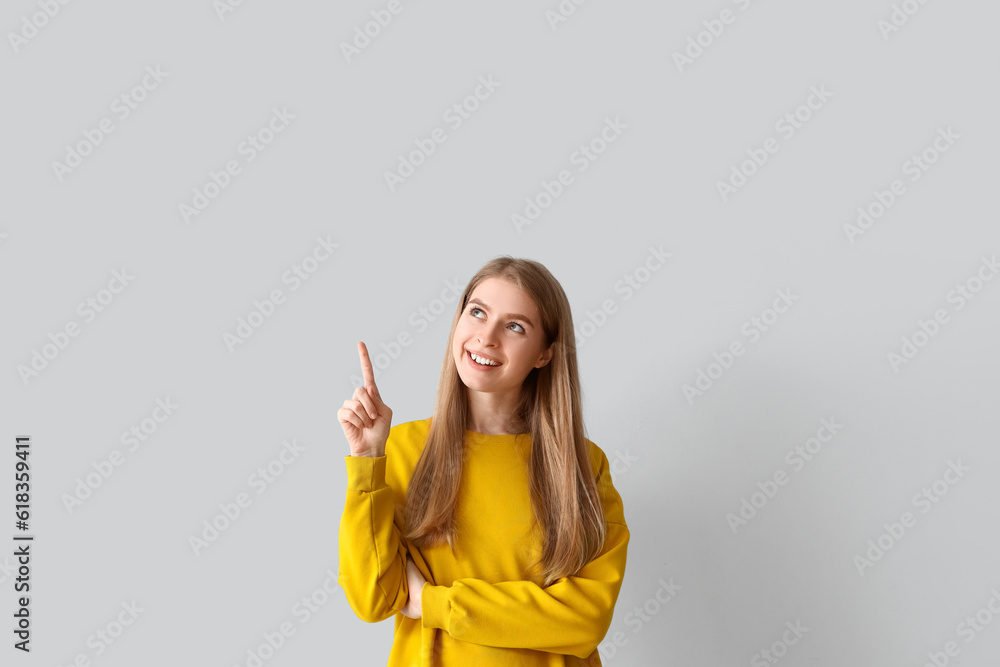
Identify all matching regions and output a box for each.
[337,417,630,666]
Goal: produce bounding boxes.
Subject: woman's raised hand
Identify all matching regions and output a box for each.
[338,341,392,457]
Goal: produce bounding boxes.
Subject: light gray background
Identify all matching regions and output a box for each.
[3,1,999,665]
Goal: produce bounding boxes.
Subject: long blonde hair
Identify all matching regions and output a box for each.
[403,256,607,587]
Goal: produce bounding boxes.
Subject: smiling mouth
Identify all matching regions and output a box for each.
[467,350,502,367]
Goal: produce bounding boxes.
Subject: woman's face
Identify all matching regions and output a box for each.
[452,277,553,394]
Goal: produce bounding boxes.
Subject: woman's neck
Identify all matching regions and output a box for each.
[466,389,526,435]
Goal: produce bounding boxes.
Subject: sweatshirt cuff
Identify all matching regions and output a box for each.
[344,454,387,492]
[421,583,450,631]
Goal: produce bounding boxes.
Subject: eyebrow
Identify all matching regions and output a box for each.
[467,298,535,328]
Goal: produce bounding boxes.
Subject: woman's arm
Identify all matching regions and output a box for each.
[420,521,629,658]
[337,453,410,623]
[337,342,408,622]
[420,447,630,658]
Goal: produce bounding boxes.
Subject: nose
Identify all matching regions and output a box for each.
[478,322,503,346]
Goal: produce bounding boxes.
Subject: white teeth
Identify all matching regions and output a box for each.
[470,352,499,366]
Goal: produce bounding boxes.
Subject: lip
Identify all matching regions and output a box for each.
[466,349,502,369]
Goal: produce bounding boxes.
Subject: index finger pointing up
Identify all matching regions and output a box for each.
[358,341,380,398]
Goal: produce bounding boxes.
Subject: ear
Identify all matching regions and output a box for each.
[535,342,555,368]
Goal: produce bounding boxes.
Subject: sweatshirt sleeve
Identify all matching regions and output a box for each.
[420,447,629,659]
[337,454,409,623]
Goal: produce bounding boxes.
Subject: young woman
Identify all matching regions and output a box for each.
[337,256,630,666]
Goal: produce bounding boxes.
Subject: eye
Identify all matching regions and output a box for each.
[469,306,525,334]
